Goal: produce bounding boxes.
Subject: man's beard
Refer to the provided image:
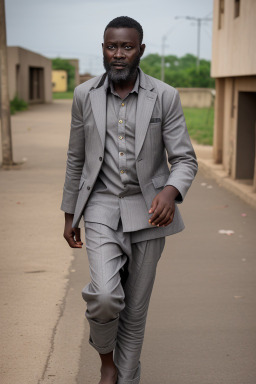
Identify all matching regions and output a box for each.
[103,54,140,83]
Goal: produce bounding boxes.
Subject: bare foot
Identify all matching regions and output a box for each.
[98,366,118,384]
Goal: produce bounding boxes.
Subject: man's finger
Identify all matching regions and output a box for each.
[151,206,169,225]
[163,219,172,227]
[74,228,83,245]
[149,205,163,224]
[156,208,172,226]
[162,211,175,227]
[149,198,158,214]
[64,231,83,248]
[67,237,83,248]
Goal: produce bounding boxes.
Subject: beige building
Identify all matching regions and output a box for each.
[7,46,52,103]
[52,70,68,92]
[211,0,256,191]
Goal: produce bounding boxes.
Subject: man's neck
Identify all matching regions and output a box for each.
[112,71,138,100]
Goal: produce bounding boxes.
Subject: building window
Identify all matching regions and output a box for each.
[218,0,225,29]
[234,0,240,18]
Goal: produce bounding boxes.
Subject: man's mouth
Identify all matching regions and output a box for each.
[111,63,127,69]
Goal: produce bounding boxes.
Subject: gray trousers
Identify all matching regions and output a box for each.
[82,221,165,384]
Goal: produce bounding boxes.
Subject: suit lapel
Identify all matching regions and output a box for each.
[89,70,156,157]
[89,87,107,149]
[135,88,157,159]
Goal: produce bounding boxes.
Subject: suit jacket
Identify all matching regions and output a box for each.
[61,68,198,236]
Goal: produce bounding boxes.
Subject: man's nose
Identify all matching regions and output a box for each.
[114,48,125,59]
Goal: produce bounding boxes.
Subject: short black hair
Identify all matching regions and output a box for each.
[104,16,143,44]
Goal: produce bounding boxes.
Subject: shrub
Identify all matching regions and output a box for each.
[10,96,28,115]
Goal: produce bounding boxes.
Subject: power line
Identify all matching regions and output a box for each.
[175,15,212,70]
[160,19,186,82]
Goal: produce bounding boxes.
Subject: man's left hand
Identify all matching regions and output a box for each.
[149,185,179,227]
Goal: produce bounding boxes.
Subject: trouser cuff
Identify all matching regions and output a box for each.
[116,362,141,384]
[88,316,119,354]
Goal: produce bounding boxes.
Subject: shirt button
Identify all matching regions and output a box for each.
[121,103,125,107]
[99,156,103,161]
[87,186,91,190]
[119,152,124,156]
[119,119,123,124]
[119,135,123,140]
[120,170,125,174]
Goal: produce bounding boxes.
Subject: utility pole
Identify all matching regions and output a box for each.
[175,15,212,71]
[0,0,13,166]
[161,35,167,82]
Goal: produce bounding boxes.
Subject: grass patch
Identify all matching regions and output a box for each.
[10,96,28,115]
[183,107,214,145]
[53,92,74,99]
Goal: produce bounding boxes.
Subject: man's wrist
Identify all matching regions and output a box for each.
[65,212,74,222]
[163,185,180,200]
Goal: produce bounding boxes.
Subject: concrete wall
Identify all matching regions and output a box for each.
[211,0,256,77]
[7,46,52,103]
[177,88,215,108]
[211,0,256,190]
[213,76,256,179]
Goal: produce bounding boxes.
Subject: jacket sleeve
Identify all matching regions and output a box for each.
[162,89,198,203]
[60,88,85,214]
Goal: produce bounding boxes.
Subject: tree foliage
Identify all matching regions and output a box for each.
[52,58,75,91]
[140,53,215,88]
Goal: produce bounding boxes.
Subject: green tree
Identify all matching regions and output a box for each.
[140,53,215,88]
[52,58,75,91]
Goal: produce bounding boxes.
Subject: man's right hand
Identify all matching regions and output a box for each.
[63,213,83,248]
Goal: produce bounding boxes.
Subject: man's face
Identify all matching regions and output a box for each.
[102,27,145,83]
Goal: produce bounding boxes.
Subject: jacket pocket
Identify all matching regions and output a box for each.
[79,176,86,190]
[150,117,162,124]
[152,173,169,189]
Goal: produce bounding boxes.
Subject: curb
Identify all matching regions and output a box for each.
[197,157,256,210]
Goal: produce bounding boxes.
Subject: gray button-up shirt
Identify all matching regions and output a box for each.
[84,72,154,232]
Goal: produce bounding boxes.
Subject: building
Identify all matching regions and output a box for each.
[79,72,94,84]
[7,46,52,103]
[211,0,256,192]
[52,70,68,92]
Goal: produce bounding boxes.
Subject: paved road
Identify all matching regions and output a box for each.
[0,101,255,384]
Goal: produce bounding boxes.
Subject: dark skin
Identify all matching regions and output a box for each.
[102,27,145,99]
[63,27,179,384]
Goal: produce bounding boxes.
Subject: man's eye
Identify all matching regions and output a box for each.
[107,45,115,49]
[125,46,132,49]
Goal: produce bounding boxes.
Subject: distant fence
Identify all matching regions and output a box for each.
[177,88,215,108]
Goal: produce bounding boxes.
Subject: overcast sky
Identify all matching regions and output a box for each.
[5,0,214,75]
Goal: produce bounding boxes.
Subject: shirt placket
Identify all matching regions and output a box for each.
[118,101,129,189]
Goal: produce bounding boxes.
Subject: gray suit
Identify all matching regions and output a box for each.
[61,68,197,233]
[61,68,197,384]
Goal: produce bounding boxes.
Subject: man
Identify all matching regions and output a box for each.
[62,16,197,384]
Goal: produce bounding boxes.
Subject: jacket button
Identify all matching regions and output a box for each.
[87,186,91,190]
[99,157,103,161]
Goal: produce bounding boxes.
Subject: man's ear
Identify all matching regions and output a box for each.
[140,44,146,58]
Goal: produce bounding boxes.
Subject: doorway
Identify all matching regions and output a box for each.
[235,92,256,180]
[29,67,44,102]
